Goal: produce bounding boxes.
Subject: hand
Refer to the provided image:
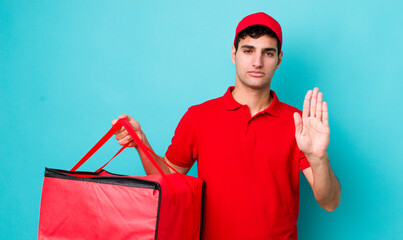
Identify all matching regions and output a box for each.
[111,114,144,148]
[293,87,330,162]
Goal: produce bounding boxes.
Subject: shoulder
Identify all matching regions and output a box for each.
[279,101,302,118]
[270,90,302,119]
[280,101,301,113]
[176,96,224,132]
[187,95,224,114]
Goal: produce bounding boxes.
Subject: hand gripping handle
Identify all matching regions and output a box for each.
[70,119,176,194]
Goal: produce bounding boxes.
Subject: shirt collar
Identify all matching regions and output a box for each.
[223,86,281,117]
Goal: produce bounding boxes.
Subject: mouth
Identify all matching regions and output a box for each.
[247,71,265,77]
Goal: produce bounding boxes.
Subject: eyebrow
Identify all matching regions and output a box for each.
[240,45,277,52]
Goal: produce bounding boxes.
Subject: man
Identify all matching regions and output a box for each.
[112,12,340,240]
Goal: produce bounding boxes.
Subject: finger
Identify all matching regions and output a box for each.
[115,126,126,134]
[118,114,139,128]
[303,116,310,129]
[316,92,323,121]
[118,114,128,119]
[115,130,129,140]
[310,87,319,117]
[293,112,303,135]
[302,90,312,118]
[113,114,129,133]
[118,135,133,146]
[112,119,127,134]
[322,101,329,126]
[119,114,135,122]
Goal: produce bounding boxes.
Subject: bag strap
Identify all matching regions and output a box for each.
[95,144,128,173]
[70,121,123,172]
[69,119,176,195]
[71,119,164,174]
[118,119,172,177]
[118,118,192,200]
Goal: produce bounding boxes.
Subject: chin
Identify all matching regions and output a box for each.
[244,80,271,90]
[236,74,271,90]
[249,85,270,90]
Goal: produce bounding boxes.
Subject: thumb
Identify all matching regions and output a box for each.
[293,112,303,135]
[117,114,142,134]
[119,113,135,122]
[118,113,129,119]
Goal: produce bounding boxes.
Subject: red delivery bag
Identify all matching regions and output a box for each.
[38,118,205,240]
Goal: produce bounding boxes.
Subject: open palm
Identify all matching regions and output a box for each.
[294,88,330,157]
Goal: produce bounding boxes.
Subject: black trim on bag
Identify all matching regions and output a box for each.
[199,180,206,240]
[154,184,162,240]
[45,168,161,190]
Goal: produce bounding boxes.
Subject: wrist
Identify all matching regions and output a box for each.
[306,151,329,167]
[133,131,146,149]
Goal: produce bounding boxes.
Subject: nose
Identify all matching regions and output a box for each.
[252,52,263,68]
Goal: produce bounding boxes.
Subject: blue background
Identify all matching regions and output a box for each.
[1,0,402,239]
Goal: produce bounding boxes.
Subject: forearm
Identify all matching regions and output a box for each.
[307,152,341,212]
[134,132,171,175]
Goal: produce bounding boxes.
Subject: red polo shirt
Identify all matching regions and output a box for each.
[166,87,310,240]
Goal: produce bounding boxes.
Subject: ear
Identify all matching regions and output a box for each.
[276,51,283,69]
[231,45,236,65]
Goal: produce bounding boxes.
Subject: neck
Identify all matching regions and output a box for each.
[231,83,273,116]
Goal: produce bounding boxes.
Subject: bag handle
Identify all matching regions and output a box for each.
[95,144,128,173]
[70,121,124,172]
[71,119,163,174]
[118,119,193,195]
[70,119,176,194]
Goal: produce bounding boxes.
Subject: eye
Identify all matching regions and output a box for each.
[243,49,252,54]
[265,52,274,56]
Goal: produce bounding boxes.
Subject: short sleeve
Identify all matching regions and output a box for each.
[165,107,199,168]
[299,151,311,171]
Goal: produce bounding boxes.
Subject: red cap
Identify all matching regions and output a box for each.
[234,12,282,50]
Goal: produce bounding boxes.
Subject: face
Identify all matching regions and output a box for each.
[231,35,283,90]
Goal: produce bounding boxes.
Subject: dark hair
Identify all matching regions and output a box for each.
[234,25,281,55]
